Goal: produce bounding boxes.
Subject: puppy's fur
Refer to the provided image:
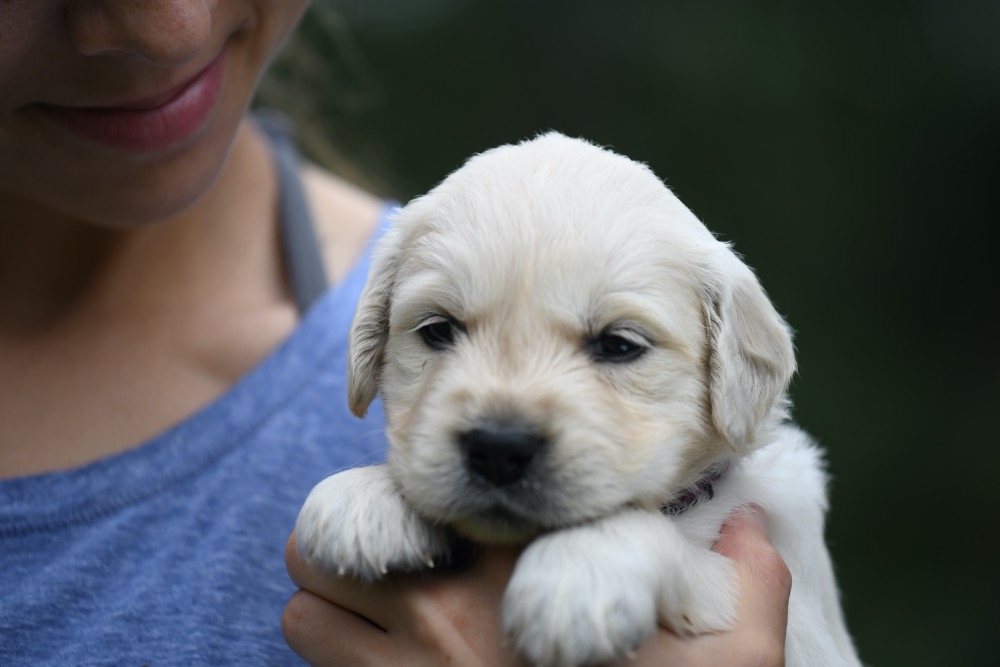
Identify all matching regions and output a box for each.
[296,133,861,666]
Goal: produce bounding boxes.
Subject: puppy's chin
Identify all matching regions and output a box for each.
[452,508,543,545]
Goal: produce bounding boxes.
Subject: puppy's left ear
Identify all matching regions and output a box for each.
[347,226,404,417]
[703,252,796,452]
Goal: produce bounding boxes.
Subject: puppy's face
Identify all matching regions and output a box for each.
[349,134,794,544]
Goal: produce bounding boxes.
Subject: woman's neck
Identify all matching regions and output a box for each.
[0,120,300,478]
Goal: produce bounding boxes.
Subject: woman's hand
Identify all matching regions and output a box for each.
[282,505,790,666]
[283,537,527,666]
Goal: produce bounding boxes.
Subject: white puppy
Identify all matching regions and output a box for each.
[296,133,861,667]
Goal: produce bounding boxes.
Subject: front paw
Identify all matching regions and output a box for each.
[295,465,450,581]
[502,531,659,667]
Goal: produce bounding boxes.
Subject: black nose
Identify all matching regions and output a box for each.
[457,423,547,486]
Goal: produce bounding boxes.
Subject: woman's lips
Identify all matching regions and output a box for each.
[37,52,226,153]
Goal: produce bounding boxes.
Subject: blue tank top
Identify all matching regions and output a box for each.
[0,136,392,665]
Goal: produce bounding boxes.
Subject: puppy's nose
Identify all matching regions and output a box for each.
[457,423,546,486]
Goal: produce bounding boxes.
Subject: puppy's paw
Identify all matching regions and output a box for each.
[295,465,450,581]
[502,530,659,667]
[658,549,737,636]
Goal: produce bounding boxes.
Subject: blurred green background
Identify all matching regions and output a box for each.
[272,1,999,665]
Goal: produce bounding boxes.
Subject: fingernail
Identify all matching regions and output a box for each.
[747,503,770,535]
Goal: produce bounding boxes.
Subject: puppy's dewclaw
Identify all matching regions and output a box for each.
[301,133,861,666]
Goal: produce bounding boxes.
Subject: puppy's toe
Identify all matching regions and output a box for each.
[295,466,450,580]
[502,532,658,666]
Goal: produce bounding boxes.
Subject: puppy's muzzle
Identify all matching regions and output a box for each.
[457,421,548,486]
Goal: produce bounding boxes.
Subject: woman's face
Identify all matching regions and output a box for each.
[0,1,309,226]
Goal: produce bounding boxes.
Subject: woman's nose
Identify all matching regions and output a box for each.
[67,1,214,67]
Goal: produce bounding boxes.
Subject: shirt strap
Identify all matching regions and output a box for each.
[256,111,330,313]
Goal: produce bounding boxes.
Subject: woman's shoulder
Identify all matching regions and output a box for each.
[300,162,386,286]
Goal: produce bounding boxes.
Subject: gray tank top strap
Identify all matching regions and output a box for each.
[255,111,330,313]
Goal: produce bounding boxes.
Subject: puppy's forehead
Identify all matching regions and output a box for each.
[398,134,717,252]
[391,134,718,324]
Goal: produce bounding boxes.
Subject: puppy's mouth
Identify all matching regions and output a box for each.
[451,504,543,544]
[426,462,610,544]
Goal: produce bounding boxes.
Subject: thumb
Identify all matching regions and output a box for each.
[715,505,792,635]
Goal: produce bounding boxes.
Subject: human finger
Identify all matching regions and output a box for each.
[381,545,527,667]
[285,532,400,632]
[282,588,389,667]
[286,533,526,666]
[286,532,519,639]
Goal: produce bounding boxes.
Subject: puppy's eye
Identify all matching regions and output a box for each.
[589,332,648,363]
[417,316,462,350]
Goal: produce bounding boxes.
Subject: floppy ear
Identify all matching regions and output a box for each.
[347,226,404,417]
[703,253,796,452]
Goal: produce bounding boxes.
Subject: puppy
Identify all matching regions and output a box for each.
[296,133,861,667]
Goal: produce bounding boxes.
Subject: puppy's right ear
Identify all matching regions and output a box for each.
[347,226,404,417]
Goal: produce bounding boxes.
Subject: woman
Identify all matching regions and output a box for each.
[0,2,789,665]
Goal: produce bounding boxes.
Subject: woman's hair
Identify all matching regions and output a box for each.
[255,2,394,195]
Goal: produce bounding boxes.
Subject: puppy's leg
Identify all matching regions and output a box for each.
[295,465,450,581]
[503,509,736,667]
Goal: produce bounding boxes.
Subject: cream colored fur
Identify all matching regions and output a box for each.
[296,133,861,666]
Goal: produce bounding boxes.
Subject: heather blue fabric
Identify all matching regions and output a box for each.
[0,213,391,665]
